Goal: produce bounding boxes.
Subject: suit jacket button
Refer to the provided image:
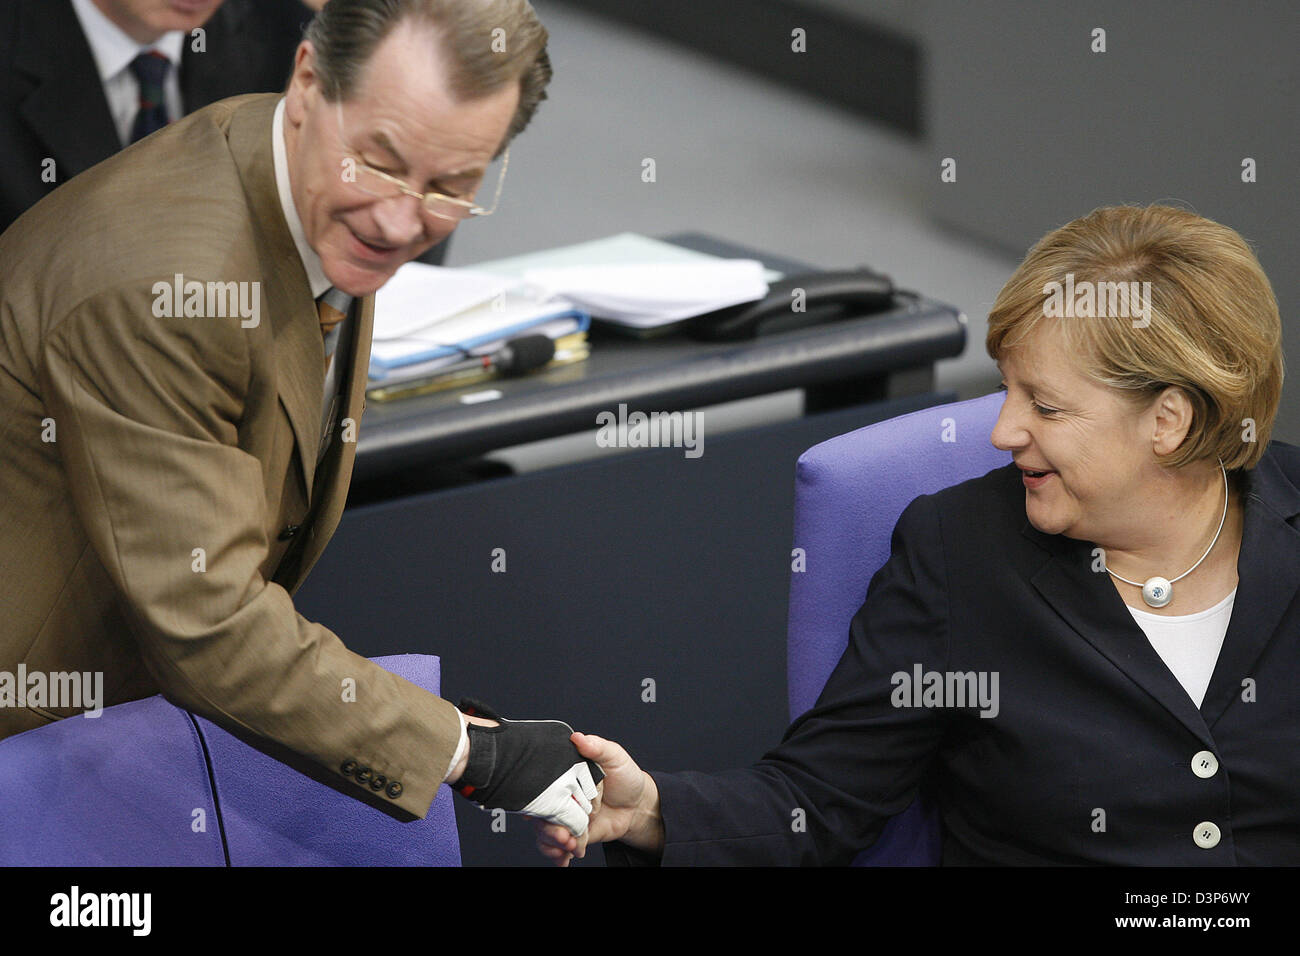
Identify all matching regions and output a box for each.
[386,781,403,799]
[370,773,387,791]
[1190,750,1219,778]
[340,759,358,776]
[278,524,301,541]
[355,766,373,784]
[1193,822,1221,848]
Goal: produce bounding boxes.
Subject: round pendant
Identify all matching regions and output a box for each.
[1142,576,1173,608]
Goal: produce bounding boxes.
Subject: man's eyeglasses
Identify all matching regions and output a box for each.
[334,102,508,222]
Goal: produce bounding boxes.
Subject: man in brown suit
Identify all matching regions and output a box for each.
[0,0,598,835]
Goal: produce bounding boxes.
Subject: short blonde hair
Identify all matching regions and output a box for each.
[986,204,1284,471]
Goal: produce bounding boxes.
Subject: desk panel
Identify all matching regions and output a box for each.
[297,391,951,865]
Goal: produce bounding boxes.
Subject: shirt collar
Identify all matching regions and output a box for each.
[70,0,185,83]
[273,98,332,299]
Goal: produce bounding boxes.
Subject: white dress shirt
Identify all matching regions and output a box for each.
[70,0,185,147]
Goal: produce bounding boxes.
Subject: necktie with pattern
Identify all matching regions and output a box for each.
[129,51,171,144]
[317,288,350,373]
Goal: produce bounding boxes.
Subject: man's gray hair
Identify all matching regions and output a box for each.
[304,0,551,148]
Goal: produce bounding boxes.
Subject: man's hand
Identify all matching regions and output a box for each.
[449,699,602,838]
[534,732,664,866]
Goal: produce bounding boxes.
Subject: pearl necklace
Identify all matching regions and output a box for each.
[1105,460,1228,609]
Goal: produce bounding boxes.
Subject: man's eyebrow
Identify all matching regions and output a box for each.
[368,131,406,165]
[369,131,486,182]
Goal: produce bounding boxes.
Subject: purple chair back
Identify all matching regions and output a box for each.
[787,392,1011,864]
[0,654,460,866]
[0,693,226,865]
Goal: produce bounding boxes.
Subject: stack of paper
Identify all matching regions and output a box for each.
[369,263,588,385]
[466,232,783,283]
[519,259,769,329]
[368,238,775,385]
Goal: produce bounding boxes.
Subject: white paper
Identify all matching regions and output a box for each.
[373,262,518,340]
[520,259,768,328]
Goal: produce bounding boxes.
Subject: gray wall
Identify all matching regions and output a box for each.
[923,0,1299,442]
[802,0,920,35]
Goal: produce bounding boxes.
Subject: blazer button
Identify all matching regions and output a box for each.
[340,758,358,776]
[1193,821,1221,848]
[386,781,403,799]
[1190,750,1219,778]
[278,524,301,541]
[370,773,388,791]
[355,766,373,784]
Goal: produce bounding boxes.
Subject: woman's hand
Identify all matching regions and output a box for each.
[534,732,664,866]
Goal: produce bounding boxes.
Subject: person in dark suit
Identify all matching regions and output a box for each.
[535,203,1298,865]
[0,1,450,260]
[0,0,323,233]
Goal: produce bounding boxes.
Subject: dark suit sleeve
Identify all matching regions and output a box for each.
[635,493,952,865]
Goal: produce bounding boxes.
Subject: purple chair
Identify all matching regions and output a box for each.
[787,391,1011,864]
[0,654,460,866]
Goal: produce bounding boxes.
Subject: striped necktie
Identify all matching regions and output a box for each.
[129,51,171,144]
[317,288,351,373]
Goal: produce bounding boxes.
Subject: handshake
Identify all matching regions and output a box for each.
[448,699,662,865]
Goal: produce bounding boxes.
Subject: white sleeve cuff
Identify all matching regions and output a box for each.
[443,708,469,784]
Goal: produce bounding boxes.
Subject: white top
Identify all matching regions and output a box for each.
[70,0,184,147]
[1126,588,1237,708]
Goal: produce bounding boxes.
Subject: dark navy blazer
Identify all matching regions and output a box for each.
[0,0,317,234]
[0,0,450,259]
[641,441,1300,865]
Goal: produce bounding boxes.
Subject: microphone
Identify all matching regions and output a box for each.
[493,334,556,375]
[423,334,556,380]
[366,334,561,402]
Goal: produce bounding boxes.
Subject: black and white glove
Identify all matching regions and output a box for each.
[453,698,604,837]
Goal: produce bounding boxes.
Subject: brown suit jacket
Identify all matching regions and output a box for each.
[0,93,461,819]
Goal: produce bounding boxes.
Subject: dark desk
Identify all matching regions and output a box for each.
[297,236,964,865]
[352,234,965,495]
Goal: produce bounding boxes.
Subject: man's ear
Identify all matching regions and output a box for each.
[1151,385,1195,457]
[285,41,319,127]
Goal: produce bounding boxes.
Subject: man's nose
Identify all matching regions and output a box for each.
[370,194,430,247]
